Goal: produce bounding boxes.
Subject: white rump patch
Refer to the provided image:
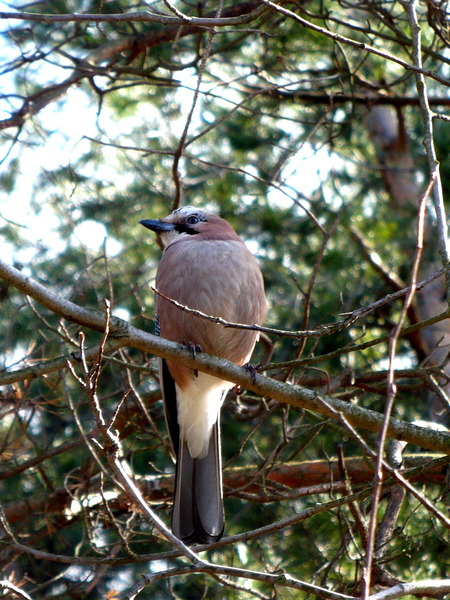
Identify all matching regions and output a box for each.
[176,372,231,459]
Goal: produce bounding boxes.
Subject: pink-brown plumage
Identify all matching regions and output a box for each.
[157,236,266,387]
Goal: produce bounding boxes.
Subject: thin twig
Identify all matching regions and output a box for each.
[368,579,450,600]
[152,263,450,340]
[400,0,450,285]
[258,0,450,87]
[171,1,222,205]
[362,173,432,599]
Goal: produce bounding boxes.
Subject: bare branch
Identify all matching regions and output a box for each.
[153,264,450,341]
[0,581,33,600]
[363,172,433,598]
[258,0,450,87]
[0,4,268,27]
[400,0,450,285]
[1,258,449,454]
[368,579,450,600]
[121,562,356,600]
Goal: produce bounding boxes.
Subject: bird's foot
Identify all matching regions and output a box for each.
[234,363,258,395]
[243,362,258,383]
[183,341,202,377]
[183,340,202,357]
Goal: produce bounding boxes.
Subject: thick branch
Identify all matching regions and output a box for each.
[0,3,267,26]
[368,579,450,600]
[1,259,449,454]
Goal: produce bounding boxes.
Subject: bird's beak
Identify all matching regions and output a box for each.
[139,219,175,233]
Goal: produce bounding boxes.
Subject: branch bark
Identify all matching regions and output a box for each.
[1,258,449,454]
[368,579,450,600]
[0,3,268,26]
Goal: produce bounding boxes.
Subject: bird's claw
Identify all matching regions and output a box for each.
[233,364,257,395]
[183,340,202,357]
[183,341,202,377]
[243,362,258,383]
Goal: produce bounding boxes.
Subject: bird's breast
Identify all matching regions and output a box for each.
[155,238,266,368]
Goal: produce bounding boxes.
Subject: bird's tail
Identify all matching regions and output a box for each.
[171,421,224,544]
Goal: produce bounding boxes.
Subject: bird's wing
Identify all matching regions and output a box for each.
[157,311,180,459]
[160,358,180,459]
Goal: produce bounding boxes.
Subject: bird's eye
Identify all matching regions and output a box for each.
[186,215,199,225]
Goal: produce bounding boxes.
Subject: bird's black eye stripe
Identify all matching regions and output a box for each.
[174,214,206,234]
[174,224,200,235]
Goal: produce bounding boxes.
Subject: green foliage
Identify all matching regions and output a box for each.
[0,0,449,598]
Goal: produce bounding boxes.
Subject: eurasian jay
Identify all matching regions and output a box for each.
[140,206,267,545]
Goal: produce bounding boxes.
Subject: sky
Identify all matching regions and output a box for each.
[0,2,332,268]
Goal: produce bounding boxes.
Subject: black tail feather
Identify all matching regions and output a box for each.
[171,422,224,544]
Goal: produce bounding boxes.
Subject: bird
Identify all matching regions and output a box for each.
[140,206,267,544]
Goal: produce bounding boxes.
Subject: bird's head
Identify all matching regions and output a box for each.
[140,206,239,246]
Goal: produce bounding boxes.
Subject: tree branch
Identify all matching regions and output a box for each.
[0,2,267,131]
[259,0,450,87]
[400,0,450,286]
[0,3,268,27]
[121,562,355,600]
[1,259,449,454]
[368,579,450,600]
